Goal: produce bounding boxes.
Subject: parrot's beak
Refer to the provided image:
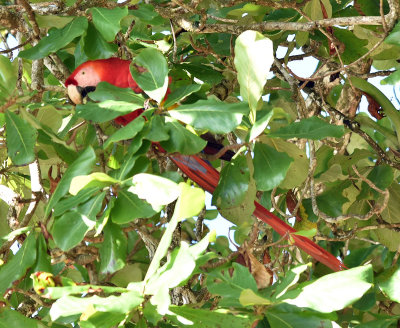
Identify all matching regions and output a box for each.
[67,84,96,105]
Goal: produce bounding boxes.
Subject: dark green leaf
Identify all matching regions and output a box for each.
[169,100,249,134]
[90,7,128,42]
[253,143,293,191]
[5,111,37,165]
[19,17,88,60]
[0,56,17,96]
[75,100,142,123]
[145,115,169,142]
[178,63,223,85]
[385,21,400,46]
[213,156,249,208]
[52,192,105,251]
[268,117,344,140]
[344,246,379,268]
[130,48,169,103]
[89,82,145,103]
[160,120,207,155]
[99,222,127,274]
[103,116,145,149]
[266,303,337,328]
[206,263,259,307]
[111,189,157,224]
[0,232,36,294]
[53,187,98,217]
[163,84,202,108]
[168,304,256,328]
[333,28,368,64]
[317,183,349,217]
[130,4,166,25]
[83,22,118,59]
[45,147,96,216]
[0,309,43,328]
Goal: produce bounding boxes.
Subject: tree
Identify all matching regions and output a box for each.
[1,0,400,326]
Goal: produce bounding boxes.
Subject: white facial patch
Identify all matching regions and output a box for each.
[67,85,83,104]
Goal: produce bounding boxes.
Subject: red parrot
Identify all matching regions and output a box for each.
[65,57,346,272]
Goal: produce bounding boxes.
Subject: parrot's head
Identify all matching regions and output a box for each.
[65,60,105,104]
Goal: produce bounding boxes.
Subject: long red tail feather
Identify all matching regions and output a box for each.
[170,154,346,272]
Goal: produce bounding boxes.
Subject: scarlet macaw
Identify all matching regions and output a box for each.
[65,57,346,272]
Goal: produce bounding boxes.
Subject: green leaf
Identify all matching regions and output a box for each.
[0,309,44,328]
[169,100,249,134]
[206,263,260,308]
[130,48,169,103]
[53,187,98,217]
[103,117,145,149]
[273,264,309,300]
[145,115,169,142]
[178,63,223,84]
[131,3,165,25]
[146,233,213,314]
[90,7,128,42]
[234,30,274,121]
[168,305,257,328]
[50,291,143,321]
[249,110,274,141]
[344,245,379,268]
[111,188,157,224]
[52,192,105,251]
[144,183,204,282]
[45,147,96,216]
[213,156,250,208]
[266,303,337,328]
[381,69,400,85]
[75,100,143,123]
[99,221,127,275]
[0,56,17,95]
[19,17,88,59]
[89,82,145,103]
[268,117,344,140]
[159,119,207,155]
[5,110,37,165]
[163,84,202,108]
[333,28,368,64]
[128,173,180,210]
[44,285,127,299]
[253,143,293,191]
[0,232,37,294]
[69,173,118,195]
[172,182,205,222]
[384,20,400,46]
[379,266,400,302]
[284,265,373,313]
[83,22,117,59]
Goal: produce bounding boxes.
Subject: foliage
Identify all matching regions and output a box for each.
[1,0,400,327]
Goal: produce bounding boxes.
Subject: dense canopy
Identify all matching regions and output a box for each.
[1,0,400,327]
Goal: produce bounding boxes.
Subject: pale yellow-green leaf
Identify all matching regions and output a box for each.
[234,30,273,121]
[70,173,117,195]
[239,289,271,306]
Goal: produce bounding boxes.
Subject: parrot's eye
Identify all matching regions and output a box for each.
[82,71,85,75]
